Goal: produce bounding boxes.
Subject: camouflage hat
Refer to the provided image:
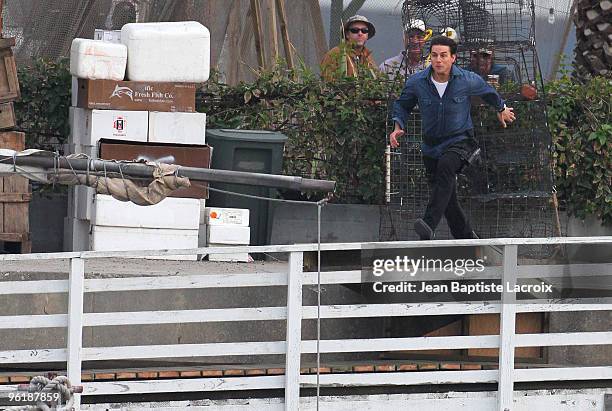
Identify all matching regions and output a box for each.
[344,15,376,39]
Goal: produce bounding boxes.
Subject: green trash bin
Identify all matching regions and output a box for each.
[205,129,288,246]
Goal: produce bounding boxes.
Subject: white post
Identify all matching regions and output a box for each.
[67,257,85,409]
[498,245,518,411]
[285,251,304,410]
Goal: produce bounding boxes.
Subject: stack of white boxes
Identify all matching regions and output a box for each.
[203,207,251,262]
[65,22,211,259]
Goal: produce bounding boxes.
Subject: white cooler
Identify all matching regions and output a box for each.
[121,21,210,82]
[70,38,127,81]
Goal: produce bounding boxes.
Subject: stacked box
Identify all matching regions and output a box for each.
[203,207,251,262]
[64,23,211,258]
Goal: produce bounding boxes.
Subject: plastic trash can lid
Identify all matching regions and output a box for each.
[206,129,288,143]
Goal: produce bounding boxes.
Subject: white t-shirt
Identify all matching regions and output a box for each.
[432,78,448,98]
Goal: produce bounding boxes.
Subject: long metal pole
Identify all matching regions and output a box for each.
[1,154,336,193]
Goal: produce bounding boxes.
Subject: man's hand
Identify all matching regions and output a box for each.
[497,106,516,128]
[390,128,405,148]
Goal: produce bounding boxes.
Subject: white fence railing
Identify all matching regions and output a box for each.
[1,237,611,411]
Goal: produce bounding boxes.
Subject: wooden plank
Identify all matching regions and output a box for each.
[276,0,294,69]
[264,0,278,65]
[0,232,26,241]
[0,279,68,295]
[0,237,611,261]
[0,313,67,329]
[517,263,612,278]
[303,302,501,319]
[67,258,85,408]
[301,370,499,387]
[84,272,287,292]
[0,101,15,129]
[250,0,265,69]
[0,54,20,102]
[305,0,327,63]
[83,307,287,326]
[515,331,612,347]
[498,244,518,411]
[515,366,612,382]
[285,251,303,410]
[82,341,286,361]
[301,335,499,353]
[0,348,67,363]
[84,375,285,396]
[0,192,31,202]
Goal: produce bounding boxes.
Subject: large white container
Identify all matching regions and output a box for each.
[70,38,127,81]
[90,226,198,260]
[206,225,250,244]
[121,21,210,82]
[69,107,148,146]
[92,195,201,230]
[204,207,250,227]
[148,112,206,144]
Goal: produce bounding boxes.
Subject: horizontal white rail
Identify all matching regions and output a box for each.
[1,301,611,329]
[0,236,610,261]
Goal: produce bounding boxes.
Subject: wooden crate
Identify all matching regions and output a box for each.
[0,38,20,103]
[0,101,16,129]
[0,131,31,253]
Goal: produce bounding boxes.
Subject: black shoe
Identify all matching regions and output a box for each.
[414,218,435,240]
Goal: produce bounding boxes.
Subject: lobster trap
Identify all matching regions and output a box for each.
[381,0,563,255]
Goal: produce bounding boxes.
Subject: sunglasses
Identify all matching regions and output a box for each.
[349,28,369,34]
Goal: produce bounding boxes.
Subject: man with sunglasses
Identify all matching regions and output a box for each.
[321,15,378,81]
[389,36,516,241]
[379,19,427,79]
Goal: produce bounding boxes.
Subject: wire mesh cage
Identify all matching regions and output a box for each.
[382,0,561,254]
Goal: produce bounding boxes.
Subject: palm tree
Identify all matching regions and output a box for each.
[573,0,612,79]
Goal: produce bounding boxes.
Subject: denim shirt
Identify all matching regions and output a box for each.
[392,65,505,158]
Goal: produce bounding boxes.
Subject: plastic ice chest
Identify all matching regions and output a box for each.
[70,38,127,81]
[121,21,210,82]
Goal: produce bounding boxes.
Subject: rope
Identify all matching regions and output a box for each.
[12,375,76,411]
[192,182,329,410]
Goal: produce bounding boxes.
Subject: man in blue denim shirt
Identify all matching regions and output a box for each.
[390,36,516,240]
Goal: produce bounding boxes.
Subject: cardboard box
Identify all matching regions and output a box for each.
[94,29,121,43]
[148,112,206,144]
[90,225,198,260]
[204,207,249,227]
[92,194,200,230]
[206,225,250,244]
[99,140,211,199]
[76,79,196,112]
[69,107,148,146]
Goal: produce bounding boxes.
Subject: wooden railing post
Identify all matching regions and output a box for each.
[285,251,304,410]
[67,257,85,409]
[498,245,518,411]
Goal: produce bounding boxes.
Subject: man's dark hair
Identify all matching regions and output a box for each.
[429,36,457,55]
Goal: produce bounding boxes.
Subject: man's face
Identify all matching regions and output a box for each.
[346,22,369,47]
[430,44,456,76]
[470,51,493,75]
[404,30,425,53]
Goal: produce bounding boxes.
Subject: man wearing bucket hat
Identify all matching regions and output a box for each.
[379,19,429,79]
[321,15,378,81]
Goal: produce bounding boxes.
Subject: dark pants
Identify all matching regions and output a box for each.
[422,150,473,239]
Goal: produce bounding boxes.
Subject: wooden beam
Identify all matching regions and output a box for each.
[276,0,294,69]
[250,0,266,70]
[306,0,327,63]
[264,0,279,66]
